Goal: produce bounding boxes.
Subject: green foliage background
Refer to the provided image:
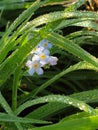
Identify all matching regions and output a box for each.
[0,0,98,129]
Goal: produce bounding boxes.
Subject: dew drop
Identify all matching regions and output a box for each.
[88,109,92,113]
[79,105,86,110]
[69,101,73,105]
[66,98,69,101]
[77,103,80,106]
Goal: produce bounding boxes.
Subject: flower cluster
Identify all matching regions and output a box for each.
[26,39,58,75]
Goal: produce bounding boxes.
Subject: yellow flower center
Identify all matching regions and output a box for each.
[43,42,48,47]
[33,63,38,69]
[40,54,46,60]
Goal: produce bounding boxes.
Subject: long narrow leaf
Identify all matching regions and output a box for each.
[26,89,98,119]
[15,95,96,115]
[47,32,98,69]
[29,114,98,130]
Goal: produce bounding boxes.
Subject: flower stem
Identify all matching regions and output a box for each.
[12,65,21,111]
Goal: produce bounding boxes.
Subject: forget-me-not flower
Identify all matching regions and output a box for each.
[38,39,52,49]
[26,39,58,76]
[26,60,43,75]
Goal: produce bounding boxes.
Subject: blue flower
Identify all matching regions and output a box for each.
[48,56,58,66]
[26,60,43,75]
[38,39,52,49]
[26,39,58,76]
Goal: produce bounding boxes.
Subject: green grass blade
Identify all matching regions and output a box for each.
[0,112,51,124]
[47,32,98,68]
[12,65,21,111]
[32,61,97,96]
[0,0,43,50]
[20,61,98,103]
[26,89,98,120]
[23,10,98,31]
[0,92,23,129]
[0,34,42,86]
[15,94,96,115]
[29,114,98,130]
[0,92,13,115]
[0,2,33,10]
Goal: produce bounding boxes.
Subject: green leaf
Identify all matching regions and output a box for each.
[61,110,98,122]
[0,0,43,63]
[23,10,98,31]
[20,61,98,103]
[15,95,96,115]
[0,0,41,45]
[0,112,51,124]
[0,2,33,10]
[26,89,98,120]
[47,32,98,69]
[0,92,23,129]
[29,114,98,130]
[0,34,42,86]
